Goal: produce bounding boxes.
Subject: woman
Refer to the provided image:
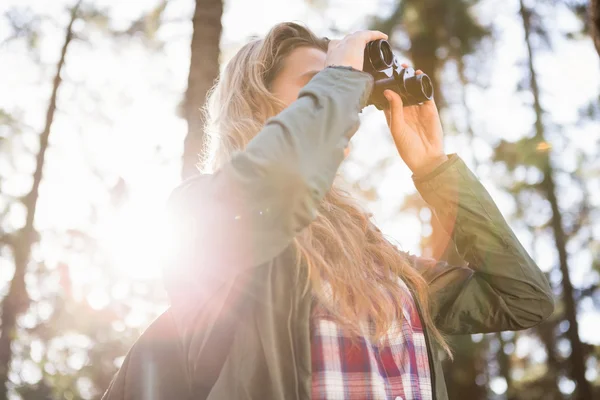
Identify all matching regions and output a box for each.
[103,23,554,400]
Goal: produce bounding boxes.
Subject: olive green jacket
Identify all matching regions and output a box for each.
[102,67,554,400]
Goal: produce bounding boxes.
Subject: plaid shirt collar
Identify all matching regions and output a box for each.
[310,279,432,400]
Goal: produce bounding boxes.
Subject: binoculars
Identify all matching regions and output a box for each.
[363,39,434,109]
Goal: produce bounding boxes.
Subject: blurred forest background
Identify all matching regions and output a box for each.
[1,0,599,399]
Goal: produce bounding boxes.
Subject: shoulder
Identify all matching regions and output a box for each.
[168,173,211,203]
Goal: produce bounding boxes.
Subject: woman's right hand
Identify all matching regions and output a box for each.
[325,30,388,71]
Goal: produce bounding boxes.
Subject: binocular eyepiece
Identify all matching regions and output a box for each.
[363,39,433,109]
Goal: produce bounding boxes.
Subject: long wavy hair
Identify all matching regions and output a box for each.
[200,22,452,359]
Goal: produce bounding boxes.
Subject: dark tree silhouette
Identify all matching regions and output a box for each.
[181,0,223,179]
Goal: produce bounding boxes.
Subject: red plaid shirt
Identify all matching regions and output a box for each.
[310,278,432,400]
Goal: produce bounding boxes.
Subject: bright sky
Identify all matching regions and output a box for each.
[1,0,600,366]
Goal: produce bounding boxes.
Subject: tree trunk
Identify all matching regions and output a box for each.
[182,0,223,180]
[0,3,80,399]
[536,316,562,399]
[407,31,443,108]
[591,0,600,56]
[404,0,461,264]
[495,333,514,399]
[405,0,446,109]
[518,1,592,398]
[443,335,488,400]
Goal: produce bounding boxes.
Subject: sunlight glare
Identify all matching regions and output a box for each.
[97,199,177,281]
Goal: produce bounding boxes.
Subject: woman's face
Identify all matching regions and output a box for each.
[270,46,326,107]
[270,46,350,158]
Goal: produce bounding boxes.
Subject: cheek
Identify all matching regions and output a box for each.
[282,85,302,107]
[273,81,302,108]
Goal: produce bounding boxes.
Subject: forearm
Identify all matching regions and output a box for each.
[413,155,554,319]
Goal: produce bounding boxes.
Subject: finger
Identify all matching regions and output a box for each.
[384,109,391,126]
[352,30,388,44]
[383,89,404,124]
[384,89,403,108]
[416,96,438,116]
[424,96,437,110]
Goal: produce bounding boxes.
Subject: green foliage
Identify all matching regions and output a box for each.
[370,0,490,60]
[112,0,168,48]
[492,137,550,172]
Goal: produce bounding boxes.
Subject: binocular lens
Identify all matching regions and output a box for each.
[380,41,393,66]
[420,75,433,98]
[405,74,434,103]
[365,39,394,72]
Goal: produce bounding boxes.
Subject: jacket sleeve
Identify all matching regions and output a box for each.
[158,67,373,391]
[101,310,192,400]
[164,66,373,303]
[406,154,555,334]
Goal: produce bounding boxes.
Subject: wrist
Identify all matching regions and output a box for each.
[326,65,364,74]
[411,154,449,177]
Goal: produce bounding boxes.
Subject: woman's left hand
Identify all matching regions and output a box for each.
[383,65,448,176]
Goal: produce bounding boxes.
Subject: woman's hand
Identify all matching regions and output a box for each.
[325,30,388,71]
[383,65,447,176]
